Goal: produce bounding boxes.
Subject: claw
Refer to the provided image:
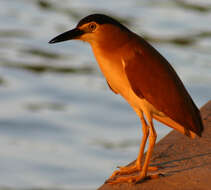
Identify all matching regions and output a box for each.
[148,166,159,171]
[106,173,146,184]
[108,164,160,180]
[106,173,163,184]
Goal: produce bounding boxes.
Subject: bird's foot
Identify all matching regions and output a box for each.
[108,164,159,180]
[117,164,158,172]
[109,164,138,178]
[105,172,161,184]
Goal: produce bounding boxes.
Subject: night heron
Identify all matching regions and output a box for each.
[49,14,203,184]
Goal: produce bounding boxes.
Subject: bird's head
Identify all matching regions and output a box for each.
[49,14,131,47]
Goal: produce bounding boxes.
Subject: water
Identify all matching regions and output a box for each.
[0,0,210,189]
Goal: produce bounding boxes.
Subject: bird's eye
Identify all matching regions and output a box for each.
[88,23,97,31]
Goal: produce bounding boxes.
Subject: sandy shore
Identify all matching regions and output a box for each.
[98,100,211,190]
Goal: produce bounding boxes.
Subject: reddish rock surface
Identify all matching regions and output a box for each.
[98,100,211,190]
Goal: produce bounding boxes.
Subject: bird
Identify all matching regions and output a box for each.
[49,14,204,184]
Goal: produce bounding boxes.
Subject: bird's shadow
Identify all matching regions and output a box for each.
[152,152,211,176]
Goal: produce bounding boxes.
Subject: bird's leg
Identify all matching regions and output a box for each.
[135,112,157,172]
[139,119,158,179]
[116,112,149,173]
[107,117,158,184]
[107,111,156,181]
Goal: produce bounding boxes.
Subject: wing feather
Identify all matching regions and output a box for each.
[123,38,203,136]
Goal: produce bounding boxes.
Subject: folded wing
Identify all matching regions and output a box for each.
[123,38,203,136]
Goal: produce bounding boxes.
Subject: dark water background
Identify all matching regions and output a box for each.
[0,0,210,189]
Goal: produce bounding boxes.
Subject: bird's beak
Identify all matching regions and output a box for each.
[49,28,84,44]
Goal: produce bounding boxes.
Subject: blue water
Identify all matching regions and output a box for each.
[0,0,210,189]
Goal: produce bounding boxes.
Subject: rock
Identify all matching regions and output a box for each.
[98,100,211,190]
